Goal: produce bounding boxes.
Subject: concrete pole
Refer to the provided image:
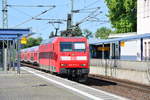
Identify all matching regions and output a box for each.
[141,38,143,61]
[110,43,112,59]
[9,41,11,67]
[4,49,7,72]
[70,0,74,25]
[2,39,5,71]
[102,44,107,76]
[7,39,9,70]
[12,40,15,70]
[17,37,21,74]
[102,44,104,59]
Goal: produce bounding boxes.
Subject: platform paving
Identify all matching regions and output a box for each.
[0,70,85,100]
[0,67,128,100]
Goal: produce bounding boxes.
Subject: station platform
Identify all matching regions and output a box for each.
[0,67,128,100]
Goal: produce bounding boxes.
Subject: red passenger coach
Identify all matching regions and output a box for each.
[21,46,39,65]
[39,37,89,81]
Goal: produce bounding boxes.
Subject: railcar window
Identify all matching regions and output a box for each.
[60,42,86,52]
[60,42,73,52]
[74,43,86,51]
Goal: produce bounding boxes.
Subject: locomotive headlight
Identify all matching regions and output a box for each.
[61,64,67,66]
[76,56,87,60]
[60,56,71,60]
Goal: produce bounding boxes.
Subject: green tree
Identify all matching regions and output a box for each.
[82,29,93,38]
[72,26,82,36]
[49,31,54,38]
[105,0,137,33]
[61,26,83,37]
[96,27,112,39]
[34,37,42,45]
[22,37,43,48]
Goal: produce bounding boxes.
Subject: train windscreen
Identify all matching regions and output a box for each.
[60,42,86,52]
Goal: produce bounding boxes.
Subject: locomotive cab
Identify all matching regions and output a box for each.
[58,37,89,82]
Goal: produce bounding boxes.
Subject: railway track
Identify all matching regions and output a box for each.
[21,63,150,100]
[88,74,150,94]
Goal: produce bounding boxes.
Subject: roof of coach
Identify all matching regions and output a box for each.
[40,37,55,44]
[40,37,86,44]
[28,46,39,52]
[21,46,39,52]
[58,37,87,41]
[21,48,28,52]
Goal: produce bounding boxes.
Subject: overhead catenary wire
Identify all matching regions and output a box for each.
[68,0,109,32]
[34,18,66,29]
[9,7,33,17]
[48,19,65,35]
[7,4,56,8]
[7,4,56,18]
[5,0,109,36]
[32,17,66,35]
[13,7,55,28]
[83,0,100,9]
[72,7,101,13]
[75,7,101,26]
[56,3,69,7]
[33,18,67,22]
[69,0,106,28]
[86,17,109,23]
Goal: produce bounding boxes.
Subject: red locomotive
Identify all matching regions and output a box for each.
[21,37,89,82]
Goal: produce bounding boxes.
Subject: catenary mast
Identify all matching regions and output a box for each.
[2,0,8,28]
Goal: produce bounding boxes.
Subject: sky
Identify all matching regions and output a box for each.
[0,0,111,39]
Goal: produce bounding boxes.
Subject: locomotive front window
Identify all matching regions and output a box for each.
[74,43,85,52]
[60,42,73,52]
[60,42,86,52]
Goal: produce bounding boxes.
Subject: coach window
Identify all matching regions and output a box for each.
[35,53,37,57]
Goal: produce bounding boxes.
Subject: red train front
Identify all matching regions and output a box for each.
[21,37,89,82]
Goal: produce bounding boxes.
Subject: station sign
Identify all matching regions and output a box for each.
[21,37,27,44]
[120,41,125,47]
[97,47,110,51]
